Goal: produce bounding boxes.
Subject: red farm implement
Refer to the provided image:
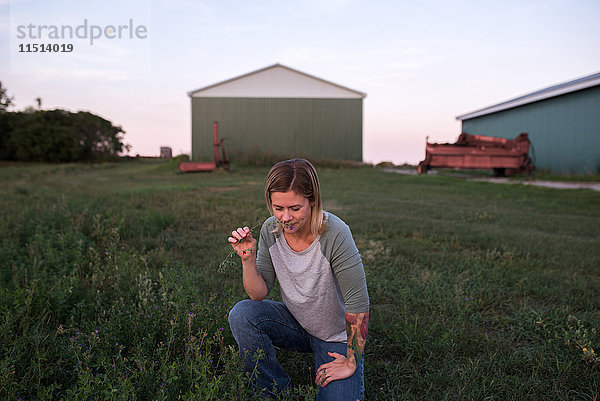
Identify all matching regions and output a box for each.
[178,121,229,172]
[418,132,534,176]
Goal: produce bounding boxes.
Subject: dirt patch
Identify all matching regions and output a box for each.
[324,199,345,212]
[470,178,600,192]
[206,186,237,192]
[522,180,600,191]
[355,238,389,263]
[382,168,600,192]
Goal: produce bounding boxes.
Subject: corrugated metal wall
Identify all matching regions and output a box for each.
[191,97,363,162]
[461,85,600,173]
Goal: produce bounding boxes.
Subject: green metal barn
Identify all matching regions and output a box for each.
[456,72,600,173]
[188,64,366,163]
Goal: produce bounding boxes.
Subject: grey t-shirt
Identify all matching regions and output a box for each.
[256,212,369,342]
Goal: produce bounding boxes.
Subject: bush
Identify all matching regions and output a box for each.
[0,109,127,162]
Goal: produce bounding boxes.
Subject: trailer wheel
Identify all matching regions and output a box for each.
[493,168,506,177]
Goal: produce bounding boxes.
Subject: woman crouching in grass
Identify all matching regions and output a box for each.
[227,158,369,400]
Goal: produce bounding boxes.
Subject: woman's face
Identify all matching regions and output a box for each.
[270,190,313,235]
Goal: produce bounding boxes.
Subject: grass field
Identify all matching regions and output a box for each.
[1,158,599,400]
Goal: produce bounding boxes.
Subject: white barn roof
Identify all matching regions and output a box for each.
[188,63,366,99]
[456,71,600,120]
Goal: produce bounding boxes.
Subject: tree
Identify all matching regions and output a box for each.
[0,82,129,162]
[71,111,128,159]
[1,109,129,162]
[9,110,82,162]
[0,82,16,159]
[0,81,14,112]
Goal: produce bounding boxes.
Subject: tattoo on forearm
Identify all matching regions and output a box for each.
[345,312,369,366]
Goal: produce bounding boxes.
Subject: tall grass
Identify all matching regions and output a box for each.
[0,159,598,400]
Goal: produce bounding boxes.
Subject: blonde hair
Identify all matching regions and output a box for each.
[265,158,327,236]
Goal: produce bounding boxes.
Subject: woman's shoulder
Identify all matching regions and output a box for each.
[319,212,358,258]
[260,216,279,234]
[322,212,351,236]
[263,215,278,227]
[259,216,279,247]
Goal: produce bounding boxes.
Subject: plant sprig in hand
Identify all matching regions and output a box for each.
[218,218,266,274]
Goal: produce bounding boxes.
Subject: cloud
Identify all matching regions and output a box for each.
[152,0,217,24]
[318,42,443,90]
[275,46,340,65]
[306,0,357,14]
[269,39,444,95]
[17,64,134,82]
[9,41,151,83]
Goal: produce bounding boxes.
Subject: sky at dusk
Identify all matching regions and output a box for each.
[1,0,599,165]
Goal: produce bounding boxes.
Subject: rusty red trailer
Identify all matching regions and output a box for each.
[418,132,534,176]
[178,121,229,172]
[178,161,217,172]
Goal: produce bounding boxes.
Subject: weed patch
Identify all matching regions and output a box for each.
[0,159,598,400]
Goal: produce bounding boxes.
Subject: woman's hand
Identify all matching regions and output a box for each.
[228,227,257,260]
[314,352,356,387]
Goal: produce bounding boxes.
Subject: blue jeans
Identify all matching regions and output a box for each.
[228,299,364,401]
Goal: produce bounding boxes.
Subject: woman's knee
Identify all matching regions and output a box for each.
[228,299,260,331]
